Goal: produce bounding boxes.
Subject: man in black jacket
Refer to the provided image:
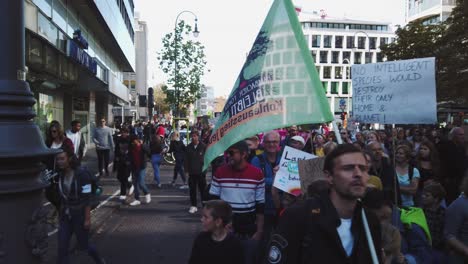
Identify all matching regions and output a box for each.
[265,144,382,264]
[185,130,207,214]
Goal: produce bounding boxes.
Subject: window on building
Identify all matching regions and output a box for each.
[324,35,332,48]
[335,36,343,48]
[311,50,318,62]
[331,82,339,94]
[323,66,331,79]
[331,51,339,64]
[322,81,328,94]
[380,37,388,47]
[369,37,377,49]
[344,66,350,79]
[365,52,373,63]
[358,37,366,49]
[335,67,342,79]
[320,51,328,63]
[312,35,321,48]
[354,52,362,64]
[343,52,351,63]
[346,36,354,49]
[342,82,349,94]
[377,53,384,62]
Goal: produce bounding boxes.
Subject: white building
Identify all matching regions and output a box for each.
[195,85,215,116]
[406,0,456,24]
[299,13,396,117]
[123,13,149,121]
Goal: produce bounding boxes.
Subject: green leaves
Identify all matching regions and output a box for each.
[158,20,208,117]
[380,0,468,106]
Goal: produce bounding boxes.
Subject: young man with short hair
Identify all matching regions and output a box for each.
[185,130,207,214]
[209,140,265,264]
[189,200,244,264]
[66,119,86,162]
[266,144,382,263]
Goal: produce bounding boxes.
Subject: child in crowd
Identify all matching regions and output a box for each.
[189,200,244,264]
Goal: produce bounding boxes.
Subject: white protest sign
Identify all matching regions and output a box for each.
[273,146,317,196]
[351,57,437,124]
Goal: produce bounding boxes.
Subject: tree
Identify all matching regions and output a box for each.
[153,84,171,115]
[157,20,208,117]
[380,0,468,105]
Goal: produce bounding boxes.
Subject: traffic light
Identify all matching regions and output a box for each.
[148,87,154,108]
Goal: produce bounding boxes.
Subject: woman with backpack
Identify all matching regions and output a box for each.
[395,144,420,207]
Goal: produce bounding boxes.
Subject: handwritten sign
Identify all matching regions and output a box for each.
[273,146,317,196]
[351,57,437,124]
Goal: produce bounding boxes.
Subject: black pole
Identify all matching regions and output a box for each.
[0,1,57,262]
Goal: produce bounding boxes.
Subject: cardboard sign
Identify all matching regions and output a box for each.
[273,146,317,196]
[351,57,437,124]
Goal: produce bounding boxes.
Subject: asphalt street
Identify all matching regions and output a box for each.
[42,149,205,264]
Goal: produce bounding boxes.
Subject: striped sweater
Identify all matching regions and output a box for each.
[210,163,265,214]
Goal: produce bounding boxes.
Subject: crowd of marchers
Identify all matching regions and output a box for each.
[41,117,468,264]
[186,122,468,264]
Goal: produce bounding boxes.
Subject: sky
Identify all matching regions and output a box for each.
[134,0,406,97]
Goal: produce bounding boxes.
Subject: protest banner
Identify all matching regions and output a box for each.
[351,57,437,124]
[273,146,317,196]
[203,0,333,170]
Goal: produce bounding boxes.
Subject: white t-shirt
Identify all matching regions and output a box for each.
[66,130,81,155]
[337,218,354,256]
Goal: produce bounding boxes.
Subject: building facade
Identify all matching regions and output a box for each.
[123,13,148,121]
[406,0,456,24]
[299,14,395,117]
[25,0,135,144]
[195,85,215,117]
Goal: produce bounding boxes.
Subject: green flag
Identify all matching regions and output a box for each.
[203,0,333,170]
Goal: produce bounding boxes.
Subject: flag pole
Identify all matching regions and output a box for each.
[361,207,380,264]
[332,120,343,144]
[392,124,398,206]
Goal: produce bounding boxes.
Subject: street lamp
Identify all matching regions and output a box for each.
[174,10,199,118]
[353,30,371,64]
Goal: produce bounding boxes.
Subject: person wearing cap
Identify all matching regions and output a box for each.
[209,140,265,264]
[289,135,305,150]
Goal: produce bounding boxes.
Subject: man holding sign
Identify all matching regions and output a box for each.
[266,144,382,263]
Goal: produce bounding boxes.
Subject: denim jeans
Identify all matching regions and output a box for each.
[132,168,149,200]
[57,211,102,264]
[151,154,162,184]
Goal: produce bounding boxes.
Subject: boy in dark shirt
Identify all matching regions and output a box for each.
[189,200,244,264]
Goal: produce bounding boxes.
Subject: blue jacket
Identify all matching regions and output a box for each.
[251,153,281,216]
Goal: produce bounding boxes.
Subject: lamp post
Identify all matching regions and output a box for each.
[174,11,199,118]
[353,30,371,64]
[0,1,57,262]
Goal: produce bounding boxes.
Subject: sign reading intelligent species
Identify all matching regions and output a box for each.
[351,57,437,124]
[273,146,317,196]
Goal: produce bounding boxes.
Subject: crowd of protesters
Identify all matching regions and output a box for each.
[187,122,468,264]
[41,117,468,263]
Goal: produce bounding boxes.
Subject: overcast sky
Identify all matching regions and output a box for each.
[134,0,406,97]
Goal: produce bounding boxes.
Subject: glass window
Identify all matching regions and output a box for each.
[369,37,377,49]
[52,0,67,31]
[57,30,67,53]
[44,46,57,75]
[311,50,317,62]
[342,82,349,94]
[335,36,343,48]
[322,81,328,94]
[365,52,373,63]
[334,67,342,79]
[354,52,362,64]
[331,51,339,64]
[331,82,339,94]
[380,37,388,47]
[67,13,79,38]
[346,36,354,49]
[324,35,332,48]
[320,51,328,63]
[29,36,43,66]
[38,13,58,45]
[312,35,321,48]
[316,66,321,76]
[343,52,351,64]
[33,0,52,17]
[358,37,366,49]
[323,66,331,79]
[377,53,384,62]
[344,66,351,79]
